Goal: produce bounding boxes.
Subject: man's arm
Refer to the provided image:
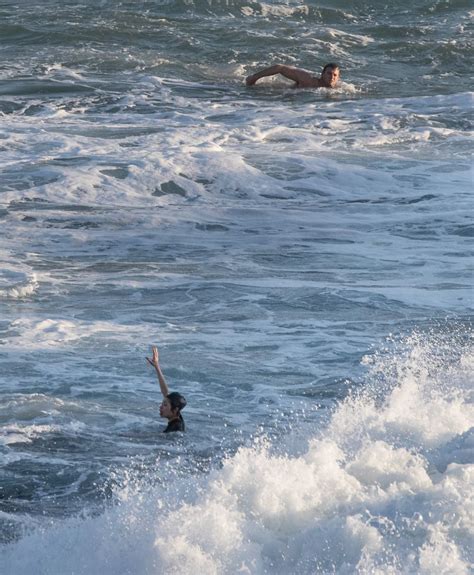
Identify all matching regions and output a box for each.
[246,64,316,86]
[146,346,170,397]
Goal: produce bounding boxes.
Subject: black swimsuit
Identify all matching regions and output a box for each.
[164,414,185,433]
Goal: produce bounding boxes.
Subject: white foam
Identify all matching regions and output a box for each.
[0,272,39,299]
[7,318,156,349]
[2,335,472,574]
[240,3,310,18]
[325,27,374,47]
[1,88,471,215]
[0,424,59,446]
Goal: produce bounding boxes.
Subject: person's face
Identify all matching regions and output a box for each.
[321,67,340,88]
[160,398,176,419]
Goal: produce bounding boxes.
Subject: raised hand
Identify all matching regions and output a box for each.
[146,345,160,370]
[146,345,169,396]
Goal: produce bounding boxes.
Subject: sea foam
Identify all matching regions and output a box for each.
[2,332,472,574]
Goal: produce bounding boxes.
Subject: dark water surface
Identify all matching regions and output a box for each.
[1,1,473,573]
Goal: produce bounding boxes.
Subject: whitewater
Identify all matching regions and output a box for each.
[1,0,473,573]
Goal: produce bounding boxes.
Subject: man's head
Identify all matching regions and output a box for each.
[321,63,340,88]
[160,392,187,419]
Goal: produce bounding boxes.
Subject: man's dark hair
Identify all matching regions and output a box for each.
[322,63,340,74]
[167,392,187,413]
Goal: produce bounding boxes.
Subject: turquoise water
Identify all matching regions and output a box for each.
[1,1,473,573]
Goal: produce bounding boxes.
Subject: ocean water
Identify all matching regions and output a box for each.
[0,0,473,573]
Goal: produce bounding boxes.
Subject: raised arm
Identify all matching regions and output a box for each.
[246,64,315,87]
[146,346,170,397]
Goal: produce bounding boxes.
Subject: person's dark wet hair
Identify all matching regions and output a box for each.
[167,391,187,413]
[322,63,340,74]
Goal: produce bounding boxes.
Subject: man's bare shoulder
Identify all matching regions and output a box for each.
[297,76,323,88]
[280,66,322,88]
[276,65,316,86]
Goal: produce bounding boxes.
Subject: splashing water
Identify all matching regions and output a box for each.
[2,329,472,574]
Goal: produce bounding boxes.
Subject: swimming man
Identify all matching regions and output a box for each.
[246,62,340,89]
[146,345,186,433]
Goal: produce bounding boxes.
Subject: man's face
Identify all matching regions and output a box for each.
[160,398,175,419]
[322,67,340,88]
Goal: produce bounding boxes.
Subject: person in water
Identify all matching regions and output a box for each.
[246,62,340,89]
[146,345,186,433]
